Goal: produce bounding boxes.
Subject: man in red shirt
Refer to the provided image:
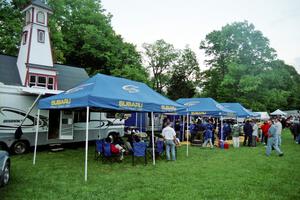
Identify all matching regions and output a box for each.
[261,120,271,145]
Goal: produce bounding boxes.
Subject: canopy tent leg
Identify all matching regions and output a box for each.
[33,109,40,165]
[135,112,138,128]
[151,112,155,165]
[85,106,90,182]
[220,116,223,142]
[186,113,189,157]
[140,112,142,132]
[173,115,175,129]
[99,112,102,137]
[182,116,185,142]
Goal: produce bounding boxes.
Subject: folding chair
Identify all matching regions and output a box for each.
[155,140,165,159]
[102,142,121,163]
[95,139,105,161]
[132,142,147,166]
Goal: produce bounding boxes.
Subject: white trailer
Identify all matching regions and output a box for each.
[0,84,124,154]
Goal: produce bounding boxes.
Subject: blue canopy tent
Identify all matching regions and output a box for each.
[175,98,235,155]
[38,74,184,112]
[177,98,235,117]
[34,73,184,181]
[221,103,257,118]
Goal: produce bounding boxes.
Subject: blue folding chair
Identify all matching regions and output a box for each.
[132,142,147,166]
[95,139,105,161]
[102,142,121,163]
[155,140,165,158]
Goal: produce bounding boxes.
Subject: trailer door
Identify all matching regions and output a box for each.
[59,110,74,140]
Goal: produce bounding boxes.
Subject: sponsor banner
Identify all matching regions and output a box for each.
[119,101,143,109]
[51,98,72,107]
[161,105,177,112]
[191,111,206,115]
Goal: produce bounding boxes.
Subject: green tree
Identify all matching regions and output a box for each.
[143,39,178,93]
[0,0,23,56]
[199,21,276,100]
[48,0,148,82]
[167,47,200,100]
[199,21,300,111]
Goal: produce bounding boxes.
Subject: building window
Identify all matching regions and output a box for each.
[28,74,55,90]
[37,30,45,43]
[36,11,45,24]
[22,31,28,45]
[37,76,46,87]
[26,11,31,24]
[29,75,36,87]
[47,77,54,89]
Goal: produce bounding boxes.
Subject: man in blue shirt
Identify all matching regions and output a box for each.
[243,120,253,147]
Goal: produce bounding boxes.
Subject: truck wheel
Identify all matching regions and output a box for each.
[11,141,28,155]
[0,162,10,186]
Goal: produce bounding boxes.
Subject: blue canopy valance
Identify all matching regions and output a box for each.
[38,73,184,113]
[176,98,235,117]
[221,103,258,118]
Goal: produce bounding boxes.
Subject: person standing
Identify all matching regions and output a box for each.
[243,120,253,146]
[174,119,181,140]
[223,121,231,141]
[261,121,271,145]
[162,121,176,161]
[252,120,258,147]
[232,123,241,148]
[266,120,283,156]
[274,118,283,146]
[202,119,214,148]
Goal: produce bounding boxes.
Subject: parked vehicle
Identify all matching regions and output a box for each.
[0,85,125,154]
[0,150,10,187]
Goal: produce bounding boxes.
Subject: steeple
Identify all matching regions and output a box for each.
[30,0,52,12]
[17,0,57,90]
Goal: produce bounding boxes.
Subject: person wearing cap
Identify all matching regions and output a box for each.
[266,120,283,157]
[162,121,176,161]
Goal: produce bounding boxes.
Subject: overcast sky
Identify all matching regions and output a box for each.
[101,0,300,73]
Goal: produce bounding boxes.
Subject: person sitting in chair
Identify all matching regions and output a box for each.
[106,136,125,160]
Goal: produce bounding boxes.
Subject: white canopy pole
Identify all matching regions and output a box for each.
[99,112,102,137]
[84,106,90,182]
[151,112,155,165]
[186,112,189,157]
[135,112,138,127]
[220,116,223,142]
[182,116,185,142]
[173,115,175,128]
[140,112,142,132]
[33,109,40,165]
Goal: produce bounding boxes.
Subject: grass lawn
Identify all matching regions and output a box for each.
[1,129,300,200]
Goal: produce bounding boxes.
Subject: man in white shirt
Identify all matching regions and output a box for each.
[274,118,283,146]
[162,121,176,161]
[252,120,258,147]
